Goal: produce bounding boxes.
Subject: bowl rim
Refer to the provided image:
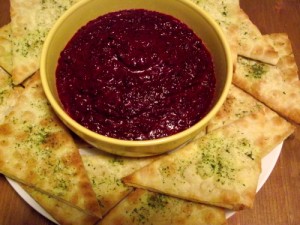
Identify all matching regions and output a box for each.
[40,0,233,148]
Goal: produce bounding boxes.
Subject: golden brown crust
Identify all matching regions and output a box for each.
[0,72,102,218]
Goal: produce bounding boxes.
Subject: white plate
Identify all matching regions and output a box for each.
[6,142,283,223]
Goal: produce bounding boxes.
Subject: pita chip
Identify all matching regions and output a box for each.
[82,153,155,216]
[123,109,294,210]
[0,72,102,218]
[10,0,81,84]
[99,189,226,225]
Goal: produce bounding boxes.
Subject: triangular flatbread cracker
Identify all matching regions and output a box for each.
[0,24,12,74]
[234,54,300,123]
[0,72,102,218]
[190,0,279,65]
[98,189,227,225]
[264,33,299,82]
[82,153,155,216]
[123,110,294,210]
[10,0,81,84]
[22,184,100,225]
[233,33,300,124]
[19,152,155,223]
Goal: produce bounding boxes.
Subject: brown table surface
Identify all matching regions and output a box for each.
[1,1,300,225]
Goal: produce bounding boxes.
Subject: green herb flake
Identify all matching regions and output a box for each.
[109,157,124,165]
[246,62,267,79]
[147,193,168,210]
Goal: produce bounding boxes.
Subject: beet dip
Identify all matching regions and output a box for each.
[56,9,216,140]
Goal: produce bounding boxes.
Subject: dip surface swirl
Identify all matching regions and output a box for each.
[56,9,216,140]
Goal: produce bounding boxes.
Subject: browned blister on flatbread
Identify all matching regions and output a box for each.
[123,109,294,210]
[0,72,102,218]
[98,189,227,225]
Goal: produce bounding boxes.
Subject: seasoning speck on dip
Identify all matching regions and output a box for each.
[56,9,216,140]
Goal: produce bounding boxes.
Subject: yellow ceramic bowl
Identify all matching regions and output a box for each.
[40,0,232,157]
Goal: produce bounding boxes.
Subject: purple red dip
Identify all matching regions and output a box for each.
[56,9,216,140]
